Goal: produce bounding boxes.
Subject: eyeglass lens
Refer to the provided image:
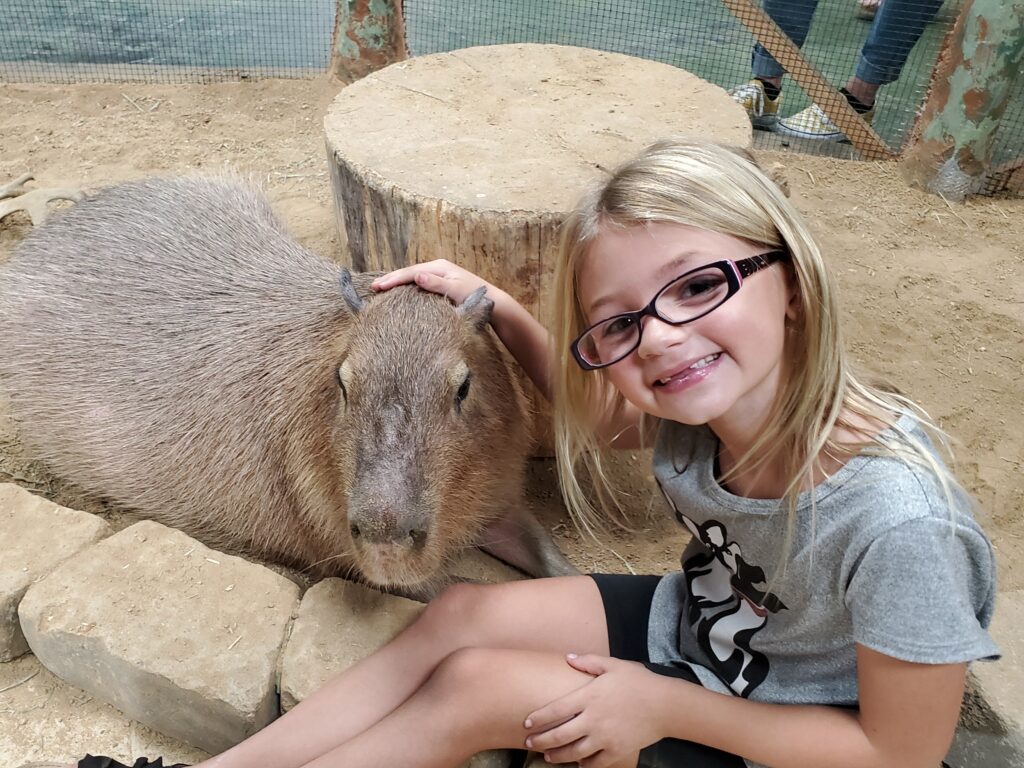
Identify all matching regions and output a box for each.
[577,264,732,367]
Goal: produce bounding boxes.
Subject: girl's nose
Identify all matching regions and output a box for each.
[636,315,685,359]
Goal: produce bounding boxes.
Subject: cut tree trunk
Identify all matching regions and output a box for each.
[901,0,1024,199]
[324,43,752,449]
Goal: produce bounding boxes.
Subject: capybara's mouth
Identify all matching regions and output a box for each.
[355,542,444,589]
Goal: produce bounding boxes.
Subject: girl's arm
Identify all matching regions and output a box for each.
[372,261,647,447]
[527,646,965,768]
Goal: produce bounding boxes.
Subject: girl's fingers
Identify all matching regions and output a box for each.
[371,260,447,287]
[525,715,585,751]
[371,266,430,290]
[524,693,584,736]
[565,653,609,675]
[542,736,599,765]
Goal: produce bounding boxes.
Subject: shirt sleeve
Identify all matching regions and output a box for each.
[845,515,1000,664]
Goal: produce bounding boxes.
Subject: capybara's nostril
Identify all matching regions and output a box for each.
[409,528,427,549]
[350,523,362,540]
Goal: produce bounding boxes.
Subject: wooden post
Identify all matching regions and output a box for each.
[331,0,408,82]
[901,0,1024,200]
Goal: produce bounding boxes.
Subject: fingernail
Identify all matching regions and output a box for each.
[524,718,532,728]
[567,652,578,659]
[524,738,533,748]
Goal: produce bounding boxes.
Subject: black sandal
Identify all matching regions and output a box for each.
[78,756,190,768]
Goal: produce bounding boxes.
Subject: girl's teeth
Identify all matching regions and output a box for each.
[657,354,720,384]
[690,354,719,370]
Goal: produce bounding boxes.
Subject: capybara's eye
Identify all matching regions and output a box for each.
[455,373,471,411]
[336,365,347,400]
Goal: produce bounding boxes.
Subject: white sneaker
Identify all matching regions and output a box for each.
[776,103,874,142]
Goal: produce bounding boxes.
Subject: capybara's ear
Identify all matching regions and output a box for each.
[338,268,364,314]
[457,285,493,331]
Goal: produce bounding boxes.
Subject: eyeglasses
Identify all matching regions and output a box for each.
[571,250,787,370]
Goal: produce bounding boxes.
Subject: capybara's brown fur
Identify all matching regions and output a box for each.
[0,176,574,594]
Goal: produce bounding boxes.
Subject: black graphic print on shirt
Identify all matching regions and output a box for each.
[658,482,787,697]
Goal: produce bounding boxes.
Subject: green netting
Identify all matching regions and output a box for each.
[1,0,1019,187]
[1,0,333,81]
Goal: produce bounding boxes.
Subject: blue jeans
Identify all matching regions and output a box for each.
[750,0,943,85]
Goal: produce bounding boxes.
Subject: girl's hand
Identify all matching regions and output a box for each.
[370,259,492,306]
[523,654,669,768]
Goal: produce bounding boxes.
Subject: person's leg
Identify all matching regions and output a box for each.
[198,576,610,768]
[732,0,821,128]
[849,0,944,100]
[750,0,822,83]
[295,647,640,768]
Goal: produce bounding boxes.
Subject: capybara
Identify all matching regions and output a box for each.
[0,175,575,596]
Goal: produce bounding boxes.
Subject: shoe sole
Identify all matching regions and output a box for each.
[775,121,846,142]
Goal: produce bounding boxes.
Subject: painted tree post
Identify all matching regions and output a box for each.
[331,0,408,82]
[900,0,1024,200]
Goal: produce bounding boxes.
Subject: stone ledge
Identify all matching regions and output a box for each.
[0,483,112,661]
[948,589,1024,767]
[18,520,301,754]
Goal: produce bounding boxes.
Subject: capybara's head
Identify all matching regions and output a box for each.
[330,273,530,590]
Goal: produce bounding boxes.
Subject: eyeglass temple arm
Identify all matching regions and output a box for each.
[736,250,787,278]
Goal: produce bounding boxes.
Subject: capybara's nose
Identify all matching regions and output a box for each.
[350,513,428,550]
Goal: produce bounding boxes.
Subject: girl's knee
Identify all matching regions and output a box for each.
[420,647,505,717]
[433,646,497,688]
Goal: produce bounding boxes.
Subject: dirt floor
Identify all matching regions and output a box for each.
[0,76,1021,765]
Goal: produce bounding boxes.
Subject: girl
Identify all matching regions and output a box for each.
[74,141,996,768]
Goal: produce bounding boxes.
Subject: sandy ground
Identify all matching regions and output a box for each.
[0,76,1021,765]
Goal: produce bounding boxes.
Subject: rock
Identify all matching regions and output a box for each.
[462,750,516,768]
[448,547,529,586]
[280,578,424,711]
[948,590,1024,767]
[0,483,111,661]
[18,520,300,754]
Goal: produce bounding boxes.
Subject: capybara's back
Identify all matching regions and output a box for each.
[0,177,351,559]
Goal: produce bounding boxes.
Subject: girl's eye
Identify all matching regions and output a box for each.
[601,315,636,338]
[670,273,727,302]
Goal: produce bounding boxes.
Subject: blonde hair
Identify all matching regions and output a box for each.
[552,140,963,559]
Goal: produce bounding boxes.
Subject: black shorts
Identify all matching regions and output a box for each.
[590,573,745,768]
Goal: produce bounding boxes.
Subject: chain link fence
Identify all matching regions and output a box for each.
[1,0,1020,184]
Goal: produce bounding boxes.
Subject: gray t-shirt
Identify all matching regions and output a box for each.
[647,414,999,714]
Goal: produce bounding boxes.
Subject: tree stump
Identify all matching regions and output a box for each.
[324,43,751,448]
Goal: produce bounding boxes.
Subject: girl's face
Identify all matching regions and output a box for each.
[577,222,795,433]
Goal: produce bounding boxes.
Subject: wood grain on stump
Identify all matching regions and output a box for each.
[324,43,750,447]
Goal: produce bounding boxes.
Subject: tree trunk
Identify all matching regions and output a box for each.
[900,0,1024,199]
[331,0,407,82]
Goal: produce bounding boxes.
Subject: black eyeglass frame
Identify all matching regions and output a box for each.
[570,249,788,371]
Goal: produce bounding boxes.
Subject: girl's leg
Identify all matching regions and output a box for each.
[200,576,610,768]
[300,647,640,768]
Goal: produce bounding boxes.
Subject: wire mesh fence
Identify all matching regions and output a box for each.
[1,0,1020,182]
[1,0,334,82]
